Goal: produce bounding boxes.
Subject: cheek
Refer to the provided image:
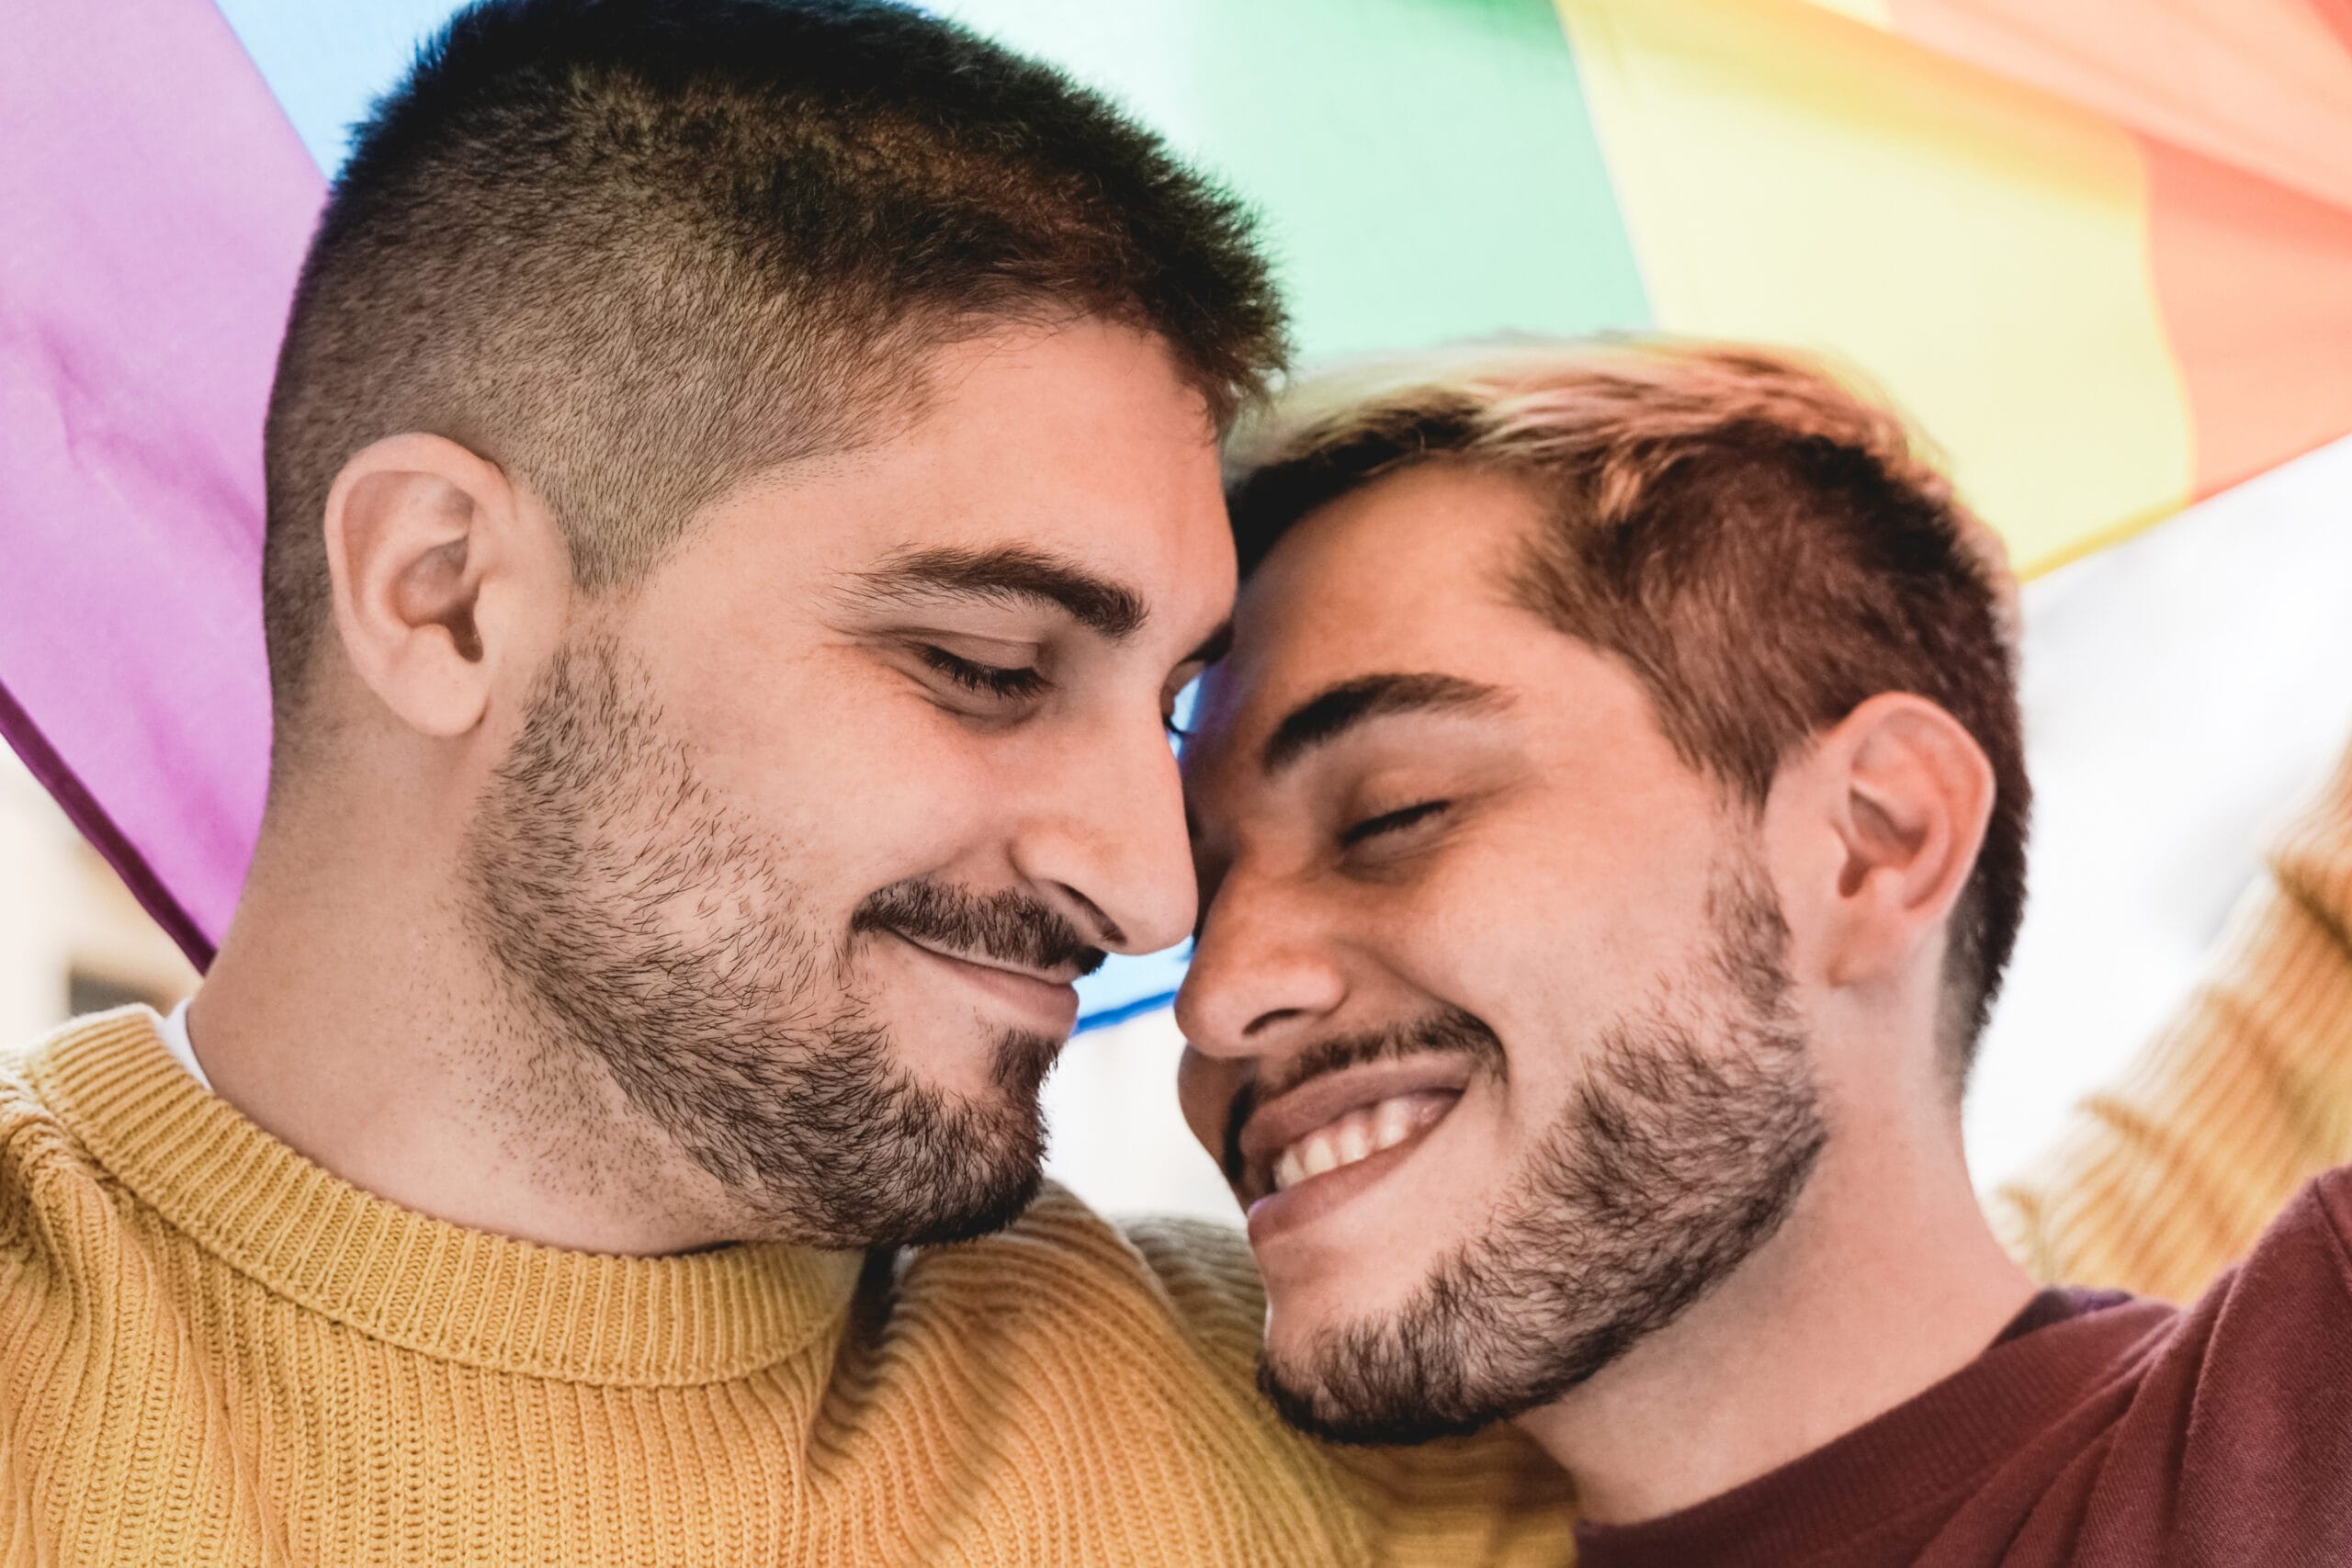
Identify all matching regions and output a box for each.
[1381,827,1710,1110]
[659,653,1013,904]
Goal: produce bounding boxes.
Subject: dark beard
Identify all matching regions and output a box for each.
[460,637,1090,1249]
[1258,857,1827,1444]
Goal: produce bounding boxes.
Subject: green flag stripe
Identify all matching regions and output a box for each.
[943,0,1653,359]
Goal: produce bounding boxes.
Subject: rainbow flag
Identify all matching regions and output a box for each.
[5,0,2350,1026]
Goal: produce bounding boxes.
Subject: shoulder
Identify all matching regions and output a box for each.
[2236,1161,2352,1293]
[866,1185,1387,1562]
[0,1020,121,1246]
[890,1183,1265,1388]
[2065,1164,2352,1559]
[2143,1164,2352,1370]
[0,1017,153,1346]
[887,1189,1577,1564]
[2309,1162,2352,1247]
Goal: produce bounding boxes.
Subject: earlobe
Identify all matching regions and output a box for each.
[1816,694,1995,987]
[322,434,554,740]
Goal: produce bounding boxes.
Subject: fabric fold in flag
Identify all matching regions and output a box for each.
[1,0,321,960]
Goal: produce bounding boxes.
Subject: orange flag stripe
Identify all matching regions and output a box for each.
[2143,137,2352,505]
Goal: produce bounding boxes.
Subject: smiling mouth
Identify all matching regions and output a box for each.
[1235,1048,1487,1229]
[1270,1089,1456,1192]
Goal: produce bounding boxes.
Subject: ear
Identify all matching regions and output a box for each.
[1781,693,1996,991]
[321,434,570,739]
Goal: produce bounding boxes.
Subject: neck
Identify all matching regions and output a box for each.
[189,796,735,1257]
[1515,1113,2034,1525]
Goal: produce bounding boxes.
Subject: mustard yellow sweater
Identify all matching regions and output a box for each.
[5,746,2348,1565]
[0,1011,1572,1566]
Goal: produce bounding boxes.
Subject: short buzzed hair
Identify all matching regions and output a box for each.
[262,0,1284,741]
[1224,340,2030,1074]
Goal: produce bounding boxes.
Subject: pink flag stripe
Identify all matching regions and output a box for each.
[2,0,323,963]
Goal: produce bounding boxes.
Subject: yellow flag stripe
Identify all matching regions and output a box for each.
[1558,0,2195,576]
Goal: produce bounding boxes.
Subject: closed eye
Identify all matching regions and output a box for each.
[1340,799,1451,850]
[921,645,1048,702]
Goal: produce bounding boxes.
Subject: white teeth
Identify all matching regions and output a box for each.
[1269,1091,1453,1192]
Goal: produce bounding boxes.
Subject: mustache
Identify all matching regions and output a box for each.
[1221,1005,1504,1183]
[852,878,1108,979]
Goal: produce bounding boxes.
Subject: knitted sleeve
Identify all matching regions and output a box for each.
[1989,739,2352,1303]
[0,1058,275,1564]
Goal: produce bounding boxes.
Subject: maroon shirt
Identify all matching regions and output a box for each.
[1575,1166,2352,1567]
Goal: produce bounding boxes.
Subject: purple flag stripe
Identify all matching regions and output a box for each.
[3,0,324,964]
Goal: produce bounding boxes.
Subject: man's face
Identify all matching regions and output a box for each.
[1175,463,1826,1441]
[465,321,1235,1248]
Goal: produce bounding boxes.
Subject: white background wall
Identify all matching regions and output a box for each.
[1964,434,2352,1183]
[0,759,80,1045]
[0,760,196,1046]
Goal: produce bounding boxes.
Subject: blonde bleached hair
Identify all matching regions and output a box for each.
[1227,338,2018,633]
[1223,336,2030,1071]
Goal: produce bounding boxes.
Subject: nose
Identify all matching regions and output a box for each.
[1009,713,1197,957]
[1173,861,1348,1062]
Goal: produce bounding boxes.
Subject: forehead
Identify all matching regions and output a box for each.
[1248,461,1540,647]
[682,320,1238,636]
[1191,463,1550,760]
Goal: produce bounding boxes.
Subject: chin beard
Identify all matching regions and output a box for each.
[1257,858,1826,1444]
[462,636,1073,1249]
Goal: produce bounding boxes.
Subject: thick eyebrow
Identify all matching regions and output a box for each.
[845,545,1147,641]
[1261,671,1511,776]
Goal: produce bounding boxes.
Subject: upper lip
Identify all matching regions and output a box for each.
[890,931,1084,988]
[1235,1053,1480,1201]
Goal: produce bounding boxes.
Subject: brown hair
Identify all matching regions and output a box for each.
[1224,339,2030,1071]
[263,0,1285,748]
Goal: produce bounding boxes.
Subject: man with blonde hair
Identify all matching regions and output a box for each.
[1176,336,2352,1565]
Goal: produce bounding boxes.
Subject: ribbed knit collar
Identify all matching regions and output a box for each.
[29,1009,863,1387]
[1570,1288,2178,1568]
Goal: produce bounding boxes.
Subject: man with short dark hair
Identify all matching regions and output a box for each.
[1177,338,2352,1564]
[0,5,1575,1562]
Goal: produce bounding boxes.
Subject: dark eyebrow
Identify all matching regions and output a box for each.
[1261,671,1510,776]
[846,545,1147,641]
